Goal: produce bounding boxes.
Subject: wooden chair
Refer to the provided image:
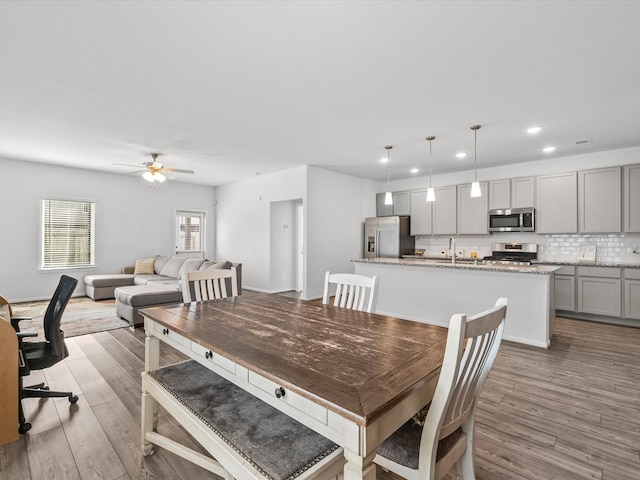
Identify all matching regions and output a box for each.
[374,297,508,480]
[322,271,379,313]
[181,267,238,302]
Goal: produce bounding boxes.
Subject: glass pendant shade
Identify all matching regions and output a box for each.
[426,136,436,202]
[470,125,482,198]
[383,145,393,205]
[470,181,481,197]
[426,187,436,202]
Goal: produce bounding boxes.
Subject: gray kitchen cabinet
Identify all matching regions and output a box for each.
[457,182,488,234]
[536,172,578,233]
[624,269,640,320]
[554,266,576,312]
[432,185,457,235]
[376,191,410,216]
[577,266,622,317]
[578,167,621,233]
[624,164,640,232]
[409,189,433,235]
[489,177,535,210]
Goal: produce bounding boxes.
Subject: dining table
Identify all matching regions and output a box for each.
[140,292,448,480]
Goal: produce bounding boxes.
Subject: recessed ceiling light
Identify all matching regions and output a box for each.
[410,168,419,174]
[456,152,466,159]
[380,157,388,163]
[543,146,556,153]
[527,126,542,134]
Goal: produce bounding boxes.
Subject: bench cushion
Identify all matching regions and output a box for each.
[149,360,340,480]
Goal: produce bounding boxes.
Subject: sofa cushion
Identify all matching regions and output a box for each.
[178,258,206,278]
[154,255,170,274]
[159,257,187,278]
[134,258,156,275]
[200,260,233,270]
[84,274,136,288]
[115,285,183,308]
[133,274,179,286]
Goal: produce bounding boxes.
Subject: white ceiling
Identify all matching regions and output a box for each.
[1,1,639,186]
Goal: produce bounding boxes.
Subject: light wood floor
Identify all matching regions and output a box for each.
[1,315,639,480]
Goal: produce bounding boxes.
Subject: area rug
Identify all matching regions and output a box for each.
[11,296,129,338]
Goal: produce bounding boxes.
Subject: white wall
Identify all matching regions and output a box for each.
[215,167,307,293]
[0,158,216,301]
[305,166,373,299]
[216,165,374,299]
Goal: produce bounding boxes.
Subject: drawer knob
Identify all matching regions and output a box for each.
[162,328,169,335]
[275,386,286,398]
[205,350,213,359]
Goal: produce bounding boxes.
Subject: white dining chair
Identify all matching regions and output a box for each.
[322,271,379,313]
[181,267,238,302]
[374,297,508,480]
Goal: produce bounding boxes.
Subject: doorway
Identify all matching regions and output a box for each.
[269,199,304,294]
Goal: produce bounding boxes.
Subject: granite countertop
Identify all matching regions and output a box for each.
[352,257,560,275]
[531,260,640,269]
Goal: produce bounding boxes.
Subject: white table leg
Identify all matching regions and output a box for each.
[142,331,161,454]
[343,449,377,480]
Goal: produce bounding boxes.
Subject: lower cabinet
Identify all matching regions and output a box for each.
[625,269,640,320]
[554,266,576,311]
[577,267,622,318]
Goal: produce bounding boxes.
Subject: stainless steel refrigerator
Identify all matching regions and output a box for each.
[364,216,415,259]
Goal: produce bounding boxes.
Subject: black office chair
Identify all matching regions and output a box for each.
[15,275,79,434]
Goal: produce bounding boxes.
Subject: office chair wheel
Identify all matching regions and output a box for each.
[19,422,32,434]
[69,395,79,404]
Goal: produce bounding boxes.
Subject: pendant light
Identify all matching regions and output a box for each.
[384,145,393,205]
[426,136,436,202]
[470,124,482,198]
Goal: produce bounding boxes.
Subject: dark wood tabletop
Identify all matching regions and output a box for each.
[140,293,447,426]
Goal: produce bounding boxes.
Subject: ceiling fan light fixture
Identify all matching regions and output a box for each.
[143,171,166,183]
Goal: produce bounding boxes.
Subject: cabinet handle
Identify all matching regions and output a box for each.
[162,328,169,335]
[205,350,213,359]
[275,386,286,398]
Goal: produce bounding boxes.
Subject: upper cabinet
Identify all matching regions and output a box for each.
[409,190,433,235]
[624,164,640,232]
[536,172,578,233]
[578,167,622,233]
[432,186,457,235]
[376,191,410,217]
[489,177,535,210]
[457,183,489,234]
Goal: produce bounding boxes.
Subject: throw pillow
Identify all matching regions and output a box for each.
[178,258,206,278]
[134,258,156,275]
[159,257,188,278]
[154,255,170,274]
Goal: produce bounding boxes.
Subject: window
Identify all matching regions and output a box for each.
[41,198,95,269]
[176,210,205,256]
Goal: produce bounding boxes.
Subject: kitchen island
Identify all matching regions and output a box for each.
[353,257,559,348]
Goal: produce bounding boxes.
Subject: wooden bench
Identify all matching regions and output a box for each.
[141,360,345,480]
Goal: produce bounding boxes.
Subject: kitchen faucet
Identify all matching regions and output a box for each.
[449,237,456,264]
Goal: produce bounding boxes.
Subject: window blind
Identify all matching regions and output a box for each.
[42,199,95,269]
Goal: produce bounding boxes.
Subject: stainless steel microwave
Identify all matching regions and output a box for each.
[488,207,535,232]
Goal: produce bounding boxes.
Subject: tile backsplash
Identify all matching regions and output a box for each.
[414,232,640,265]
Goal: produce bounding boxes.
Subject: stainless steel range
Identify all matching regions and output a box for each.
[483,242,538,266]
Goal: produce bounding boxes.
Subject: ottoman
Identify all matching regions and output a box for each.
[115,285,184,327]
[84,274,135,300]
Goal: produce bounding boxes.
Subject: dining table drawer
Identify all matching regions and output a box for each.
[147,320,190,349]
[247,371,328,425]
[190,342,236,375]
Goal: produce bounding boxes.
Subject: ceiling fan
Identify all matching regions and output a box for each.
[114,153,195,183]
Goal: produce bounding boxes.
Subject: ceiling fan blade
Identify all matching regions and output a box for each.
[162,168,195,174]
[113,162,144,168]
[126,170,148,175]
